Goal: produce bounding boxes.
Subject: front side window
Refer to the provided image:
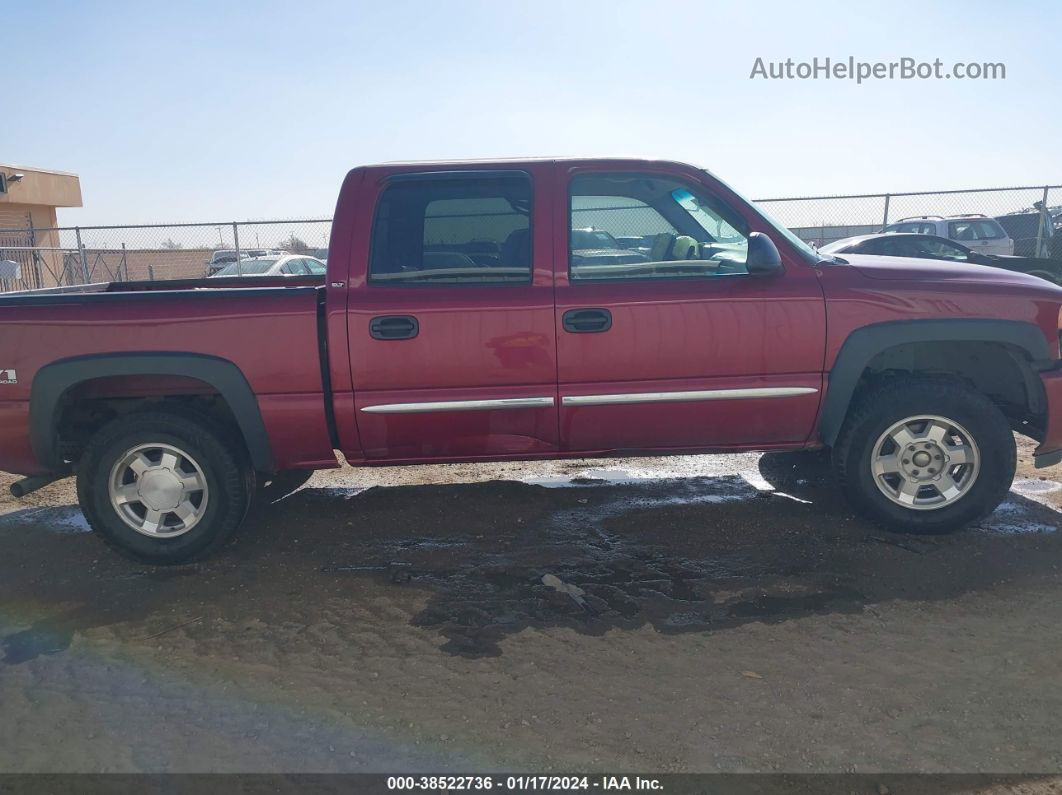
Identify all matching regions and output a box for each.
[917,238,969,261]
[370,173,532,285]
[569,173,750,281]
[862,237,902,256]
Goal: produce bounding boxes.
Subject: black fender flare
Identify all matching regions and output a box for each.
[819,318,1051,447]
[30,352,273,473]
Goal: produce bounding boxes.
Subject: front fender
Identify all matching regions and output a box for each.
[819,319,1052,447]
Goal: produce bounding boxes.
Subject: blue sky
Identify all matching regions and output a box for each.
[6,0,1059,224]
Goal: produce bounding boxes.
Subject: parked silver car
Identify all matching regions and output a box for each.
[208,254,326,278]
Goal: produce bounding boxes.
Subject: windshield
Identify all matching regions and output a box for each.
[213,257,279,276]
[702,171,821,263]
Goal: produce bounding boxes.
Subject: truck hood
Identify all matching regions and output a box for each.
[841,253,1056,288]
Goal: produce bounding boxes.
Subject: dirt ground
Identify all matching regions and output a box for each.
[1,436,1060,776]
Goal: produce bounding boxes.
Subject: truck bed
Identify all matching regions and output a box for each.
[0,279,335,476]
[0,274,325,303]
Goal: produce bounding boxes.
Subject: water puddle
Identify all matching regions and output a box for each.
[0,506,90,534]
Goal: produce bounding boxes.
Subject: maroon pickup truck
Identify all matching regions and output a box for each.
[2,158,1061,564]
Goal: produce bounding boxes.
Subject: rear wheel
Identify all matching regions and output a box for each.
[77,409,254,564]
[833,377,1015,534]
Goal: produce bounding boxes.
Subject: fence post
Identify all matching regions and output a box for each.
[233,222,242,277]
[881,194,891,229]
[121,242,128,282]
[27,214,40,290]
[1037,186,1051,259]
[74,227,90,284]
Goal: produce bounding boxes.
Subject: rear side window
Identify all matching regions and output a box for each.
[892,222,934,234]
[949,219,1005,240]
[369,173,532,285]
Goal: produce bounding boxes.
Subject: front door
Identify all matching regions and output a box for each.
[553,163,826,453]
[346,165,558,461]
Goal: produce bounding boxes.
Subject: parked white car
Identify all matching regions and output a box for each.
[208,254,326,278]
[882,215,1014,255]
[205,248,289,276]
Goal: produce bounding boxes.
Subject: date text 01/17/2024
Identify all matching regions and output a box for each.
[386,776,663,791]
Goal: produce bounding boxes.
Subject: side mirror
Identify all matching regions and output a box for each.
[746,232,783,276]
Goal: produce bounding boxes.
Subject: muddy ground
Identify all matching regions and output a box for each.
[1,436,1060,776]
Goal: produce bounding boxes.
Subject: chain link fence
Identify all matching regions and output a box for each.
[756,185,1061,257]
[0,219,332,292]
[1,184,1059,293]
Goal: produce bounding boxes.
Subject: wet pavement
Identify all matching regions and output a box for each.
[1,443,1061,772]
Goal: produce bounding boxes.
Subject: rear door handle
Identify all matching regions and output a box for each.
[563,308,612,333]
[370,315,419,340]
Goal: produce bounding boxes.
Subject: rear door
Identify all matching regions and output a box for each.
[345,165,558,461]
[552,162,826,453]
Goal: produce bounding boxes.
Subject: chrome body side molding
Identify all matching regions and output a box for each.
[561,387,818,407]
[361,397,555,414]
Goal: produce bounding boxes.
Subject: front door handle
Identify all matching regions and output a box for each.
[563,308,612,333]
[370,315,419,340]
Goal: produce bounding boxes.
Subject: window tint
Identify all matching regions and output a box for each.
[948,219,1004,241]
[894,222,939,235]
[916,238,969,260]
[973,220,1005,239]
[863,237,902,255]
[214,258,277,276]
[569,174,749,281]
[892,238,929,257]
[281,259,312,275]
[369,173,532,285]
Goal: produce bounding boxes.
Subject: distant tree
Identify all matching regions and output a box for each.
[277,234,309,252]
[160,238,183,250]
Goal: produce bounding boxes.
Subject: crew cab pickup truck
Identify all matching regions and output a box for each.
[2,158,1061,564]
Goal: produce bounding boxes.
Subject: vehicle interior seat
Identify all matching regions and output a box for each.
[671,235,699,259]
[501,228,531,267]
[649,233,676,262]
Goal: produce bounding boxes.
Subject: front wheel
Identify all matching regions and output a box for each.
[77,409,255,564]
[833,378,1015,534]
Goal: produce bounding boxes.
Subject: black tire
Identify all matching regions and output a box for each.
[832,377,1015,534]
[76,408,255,564]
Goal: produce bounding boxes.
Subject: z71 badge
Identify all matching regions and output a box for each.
[0,369,16,384]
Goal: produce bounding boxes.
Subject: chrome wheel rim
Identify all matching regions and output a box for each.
[870,415,980,511]
[108,443,209,537]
